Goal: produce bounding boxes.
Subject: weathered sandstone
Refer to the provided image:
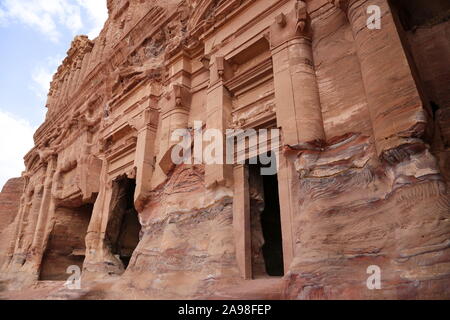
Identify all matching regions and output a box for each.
[0,178,24,274]
[0,0,449,300]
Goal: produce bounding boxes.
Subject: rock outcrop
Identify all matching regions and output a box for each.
[0,0,449,300]
[0,178,24,271]
[0,178,24,229]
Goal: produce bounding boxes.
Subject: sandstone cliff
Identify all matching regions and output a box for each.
[0,178,24,275]
[0,0,449,300]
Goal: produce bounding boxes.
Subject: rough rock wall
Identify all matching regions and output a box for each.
[39,205,93,281]
[282,0,450,300]
[405,21,450,184]
[116,165,241,299]
[284,134,450,299]
[0,178,24,270]
[0,0,449,300]
[0,178,24,229]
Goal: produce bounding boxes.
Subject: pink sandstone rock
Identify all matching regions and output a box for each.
[0,178,24,271]
[0,0,449,300]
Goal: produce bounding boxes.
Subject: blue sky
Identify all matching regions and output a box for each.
[0,0,108,188]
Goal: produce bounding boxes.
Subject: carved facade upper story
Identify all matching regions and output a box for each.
[31,0,269,168]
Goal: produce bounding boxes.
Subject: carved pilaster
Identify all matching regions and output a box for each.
[333,0,428,158]
[232,164,251,279]
[152,84,192,189]
[269,0,325,148]
[83,159,115,278]
[29,156,58,266]
[205,56,233,189]
[129,107,158,211]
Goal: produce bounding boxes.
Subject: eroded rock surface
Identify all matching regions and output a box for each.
[0,178,24,271]
[0,0,449,300]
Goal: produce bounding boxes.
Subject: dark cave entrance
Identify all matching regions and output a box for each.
[106,176,141,270]
[389,0,450,31]
[389,0,450,145]
[249,159,284,278]
[39,203,93,281]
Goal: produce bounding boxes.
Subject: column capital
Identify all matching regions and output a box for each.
[270,0,311,49]
[128,107,158,132]
[208,56,234,86]
[162,83,192,116]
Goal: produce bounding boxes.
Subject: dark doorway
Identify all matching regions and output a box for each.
[261,171,284,276]
[106,177,141,270]
[389,0,450,31]
[248,158,284,278]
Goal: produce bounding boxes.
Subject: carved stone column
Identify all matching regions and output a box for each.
[72,59,82,94]
[28,155,58,265]
[205,56,233,188]
[55,78,64,107]
[270,0,325,148]
[84,159,114,277]
[232,164,251,279]
[129,107,158,211]
[11,190,33,255]
[22,181,45,251]
[152,84,191,188]
[66,66,76,100]
[334,0,427,159]
[3,188,29,270]
[275,151,297,273]
[78,49,92,89]
[59,75,69,106]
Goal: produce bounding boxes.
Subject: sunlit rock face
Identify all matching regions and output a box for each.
[0,0,449,300]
